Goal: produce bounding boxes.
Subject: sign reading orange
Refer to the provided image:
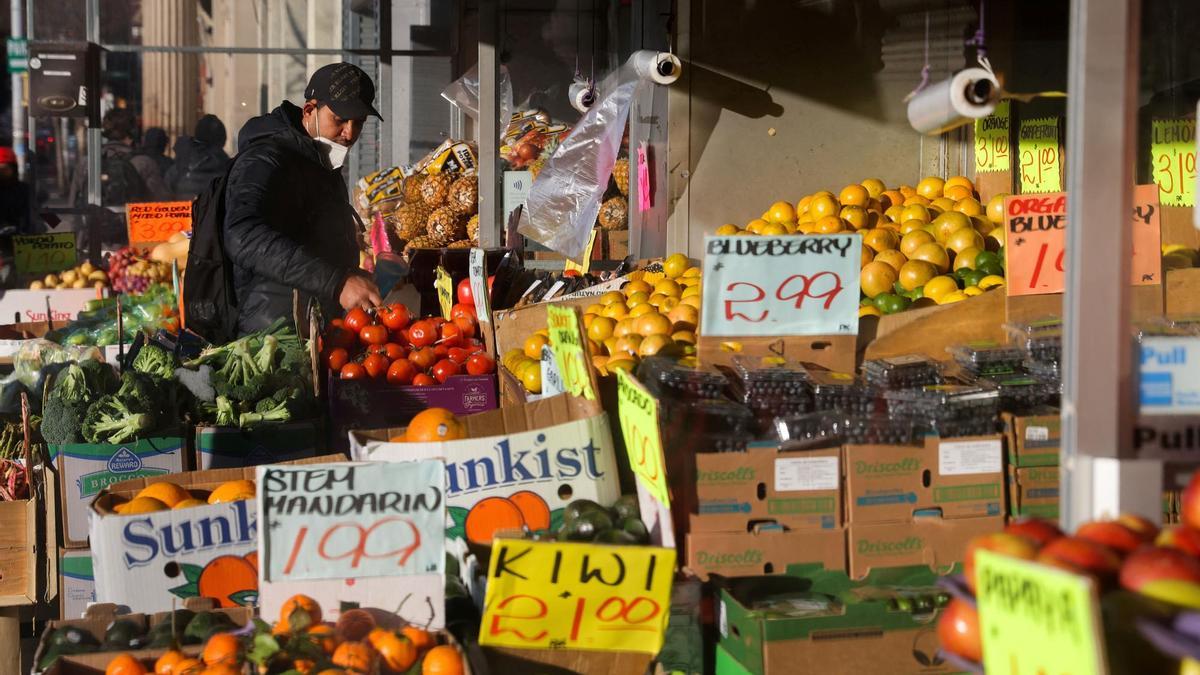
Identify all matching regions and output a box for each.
[127,201,192,245]
[1004,185,1162,296]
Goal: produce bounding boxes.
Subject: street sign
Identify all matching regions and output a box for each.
[6,37,27,74]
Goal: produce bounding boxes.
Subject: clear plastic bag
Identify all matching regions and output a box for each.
[441,64,513,143]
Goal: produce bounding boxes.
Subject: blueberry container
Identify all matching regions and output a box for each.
[776,413,920,447]
[730,355,812,398]
[637,355,727,400]
[1005,317,1062,363]
[862,355,942,389]
[883,384,1000,421]
[948,341,1025,377]
[807,371,878,415]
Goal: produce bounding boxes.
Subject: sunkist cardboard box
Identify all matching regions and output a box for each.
[59,548,95,620]
[846,515,1005,579]
[193,420,323,470]
[1002,410,1061,467]
[89,454,343,614]
[349,394,621,556]
[1008,465,1059,519]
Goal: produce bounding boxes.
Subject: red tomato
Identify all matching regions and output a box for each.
[450,303,476,321]
[466,353,496,375]
[324,347,349,372]
[409,346,437,371]
[439,322,464,348]
[392,328,410,345]
[447,347,471,365]
[408,320,437,348]
[412,373,437,387]
[428,317,448,331]
[343,308,371,333]
[363,353,390,379]
[563,269,581,278]
[386,358,418,385]
[330,318,345,328]
[433,344,450,360]
[464,338,485,353]
[457,278,474,306]
[453,315,478,339]
[325,326,356,350]
[378,304,412,331]
[384,343,407,360]
[432,358,461,384]
[340,363,367,380]
[366,344,387,355]
[360,324,389,346]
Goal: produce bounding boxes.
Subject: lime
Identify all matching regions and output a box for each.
[960,269,987,289]
[977,260,1004,277]
[873,293,911,315]
[974,251,1001,269]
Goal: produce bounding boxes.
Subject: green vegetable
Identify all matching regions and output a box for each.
[238,390,299,427]
[82,395,153,444]
[132,343,177,380]
[102,619,142,650]
[212,341,269,402]
[215,396,238,427]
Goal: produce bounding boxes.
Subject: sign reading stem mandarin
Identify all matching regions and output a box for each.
[700,234,861,337]
[14,232,76,277]
[258,460,444,582]
[1018,117,1062,194]
[1151,118,1196,207]
[564,229,599,275]
[546,304,597,400]
[615,369,669,507]
[975,550,1107,674]
[435,266,454,320]
[480,540,675,654]
[126,201,192,245]
[1003,186,1162,296]
[974,100,1011,173]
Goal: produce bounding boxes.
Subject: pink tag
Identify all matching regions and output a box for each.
[637,142,652,212]
[366,212,392,273]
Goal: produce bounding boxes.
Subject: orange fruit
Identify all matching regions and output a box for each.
[899,219,927,235]
[136,482,192,508]
[880,190,906,210]
[931,211,972,243]
[945,228,985,255]
[944,175,974,193]
[839,184,869,207]
[954,247,984,271]
[637,334,677,357]
[808,194,839,218]
[971,215,995,236]
[898,260,938,291]
[280,594,323,630]
[332,641,377,673]
[634,312,672,337]
[400,625,436,651]
[900,204,930,224]
[508,491,551,531]
[813,216,846,234]
[873,249,908,274]
[923,275,960,302]
[900,230,935,257]
[520,364,542,394]
[860,262,898,299]
[405,408,466,443]
[944,184,973,201]
[202,633,242,666]
[911,243,951,273]
[663,253,690,279]
[903,194,931,206]
[745,218,768,234]
[883,205,906,223]
[862,229,899,253]
[336,609,379,643]
[586,316,616,342]
[307,623,339,654]
[207,480,256,504]
[899,184,917,198]
[369,628,419,672]
[715,224,740,235]
[464,496,525,543]
[916,176,945,199]
[422,645,466,675]
[668,304,699,331]
[860,246,874,269]
[156,649,187,675]
[173,498,207,510]
[767,201,796,223]
[171,659,204,675]
[118,496,169,514]
[613,334,643,357]
[107,654,148,675]
[839,205,870,230]
[860,178,886,199]
[523,334,549,359]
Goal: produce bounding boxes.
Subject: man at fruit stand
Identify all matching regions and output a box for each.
[223,62,383,335]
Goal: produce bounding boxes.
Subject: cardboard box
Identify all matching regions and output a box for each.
[687,527,845,580]
[1008,466,1059,519]
[718,565,957,674]
[0,487,36,606]
[193,420,324,470]
[59,548,95,620]
[56,437,186,547]
[0,288,97,326]
[327,373,497,451]
[89,455,340,613]
[349,394,621,546]
[1003,411,1061,467]
[844,435,1005,525]
[482,647,652,675]
[846,515,1004,579]
[605,230,630,260]
[690,445,842,533]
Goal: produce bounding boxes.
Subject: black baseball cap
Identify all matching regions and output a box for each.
[304,63,383,121]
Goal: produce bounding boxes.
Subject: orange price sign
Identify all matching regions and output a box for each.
[126,201,192,245]
[974,100,1011,173]
[546,304,597,400]
[1151,119,1196,207]
[1018,118,1062,194]
[1004,186,1162,296]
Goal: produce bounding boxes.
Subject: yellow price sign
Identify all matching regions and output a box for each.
[974,100,1011,173]
[615,368,669,507]
[435,266,454,320]
[975,550,1107,675]
[1018,117,1063,194]
[480,539,676,654]
[565,229,599,276]
[546,304,597,400]
[14,233,77,278]
[1151,118,1196,207]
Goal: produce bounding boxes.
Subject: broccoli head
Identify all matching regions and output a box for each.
[116,370,162,410]
[78,359,118,396]
[51,364,91,406]
[215,396,238,427]
[41,395,88,445]
[132,344,177,380]
[82,395,154,444]
[211,341,268,402]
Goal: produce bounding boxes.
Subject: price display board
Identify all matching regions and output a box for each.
[127,201,192,245]
[700,235,861,337]
[546,304,598,400]
[14,232,76,277]
[565,229,598,275]
[1151,118,1196,207]
[974,100,1011,173]
[1018,117,1063,194]
[615,368,669,506]
[435,266,454,320]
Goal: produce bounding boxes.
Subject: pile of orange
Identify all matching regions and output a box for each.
[110,479,257,515]
[390,407,468,443]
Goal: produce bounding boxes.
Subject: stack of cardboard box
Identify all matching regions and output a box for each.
[1002,410,1061,520]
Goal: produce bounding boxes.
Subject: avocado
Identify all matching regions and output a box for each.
[619,516,649,544]
[563,499,607,524]
[103,619,143,650]
[595,529,639,545]
[50,625,99,650]
[612,494,640,521]
[184,611,235,643]
[445,576,470,599]
[562,509,613,541]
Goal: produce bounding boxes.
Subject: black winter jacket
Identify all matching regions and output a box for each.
[224,101,360,335]
[168,136,230,197]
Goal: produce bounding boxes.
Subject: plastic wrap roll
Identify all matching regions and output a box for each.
[906,67,999,136]
[569,81,597,114]
[631,50,682,85]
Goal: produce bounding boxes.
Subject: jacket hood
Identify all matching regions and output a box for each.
[236,101,325,166]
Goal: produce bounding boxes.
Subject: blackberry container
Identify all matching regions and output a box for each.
[948,342,1025,377]
[659,397,755,452]
[637,355,727,400]
[729,355,812,398]
[776,413,920,447]
[985,375,1056,413]
[883,384,1000,425]
[1005,317,1062,363]
[862,355,942,389]
[807,371,878,415]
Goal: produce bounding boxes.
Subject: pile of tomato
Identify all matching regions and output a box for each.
[322,280,496,386]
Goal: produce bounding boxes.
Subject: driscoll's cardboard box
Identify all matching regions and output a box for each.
[349,394,621,552]
[844,435,1004,525]
[59,548,95,620]
[846,515,1004,579]
[1008,465,1059,519]
[1002,410,1060,467]
[687,527,845,580]
[56,437,186,547]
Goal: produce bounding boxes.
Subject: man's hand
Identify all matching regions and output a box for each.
[339,273,382,311]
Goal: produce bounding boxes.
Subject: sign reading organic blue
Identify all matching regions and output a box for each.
[258,460,445,582]
[700,234,862,337]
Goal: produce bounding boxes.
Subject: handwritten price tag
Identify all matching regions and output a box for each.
[974,100,1011,173]
[1004,186,1161,296]
[565,229,599,275]
[14,232,76,277]
[126,201,192,245]
[259,461,444,582]
[1151,118,1196,207]
[481,540,675,654]
[435,266,454,320]
[976,550,1107,674]
[700,235,861,337]
[615,369,669,507]
[546,304,597,400]
[469,248,492,323]
[1018,117,1063,194]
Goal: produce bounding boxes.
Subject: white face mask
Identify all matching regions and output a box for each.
[311,112,349,170]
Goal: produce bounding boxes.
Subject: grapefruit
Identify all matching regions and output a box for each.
[860,262,899,299]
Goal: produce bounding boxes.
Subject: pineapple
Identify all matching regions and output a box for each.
[448,240,473,249]
[426,206,466,246]
[420,173,453,207]
[466,214,480,243]
[598,197,628,231]
[612,157,630,196]
[403,174,425,204]
[447,176,479,215]
[392,203,431,240]
[403,235,438,255]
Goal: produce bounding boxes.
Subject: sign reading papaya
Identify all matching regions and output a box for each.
[700,235,861,337]
[14,232,76,277]
[974,100,1011,173]
[435,266,454,320]
[1151,118,1196,207]
[1004,186,1162,296]
[615,369,668,507]
[258,460,444,582]
[126,201,192,245]
[1019,117,1062,194]
[546,304,597,400]
[975,550,1107,674]
[480,540,675,654]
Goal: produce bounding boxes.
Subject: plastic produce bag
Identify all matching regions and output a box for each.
[441,64,513,143]
[12,340,100,390]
